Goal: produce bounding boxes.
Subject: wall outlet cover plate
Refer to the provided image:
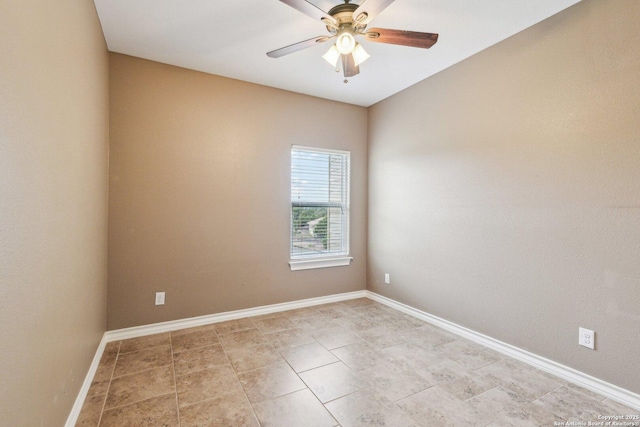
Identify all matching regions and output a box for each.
[579,327,594,349]
[155,292,165,306]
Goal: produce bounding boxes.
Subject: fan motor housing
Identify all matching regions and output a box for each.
[328,3,358,24]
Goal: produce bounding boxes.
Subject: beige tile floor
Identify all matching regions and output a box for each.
[76,298,639,426]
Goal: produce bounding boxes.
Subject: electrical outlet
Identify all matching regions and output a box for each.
[155,292,165,306]
[579,327,594,349]
[384,273,390,284]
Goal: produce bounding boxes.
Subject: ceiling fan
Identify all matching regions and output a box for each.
[267,0,438,80]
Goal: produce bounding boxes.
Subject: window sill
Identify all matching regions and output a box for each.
[289,256,353,271]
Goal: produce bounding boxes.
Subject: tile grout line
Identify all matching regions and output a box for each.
[284,355,354,423]
[108,362,174,382]
[232,311,367,423]
[218,328,263,426]
[96,340,176,413]
[118,343,169,355]
[170,327,239,419]
[534,384,565,403]
[96,340,121,426]
[169,333,181,426]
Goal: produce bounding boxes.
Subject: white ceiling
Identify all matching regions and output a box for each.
[95,0,580,107]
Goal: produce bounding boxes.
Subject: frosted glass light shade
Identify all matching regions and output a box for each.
[352,43,370,66]
[322,45,340,67]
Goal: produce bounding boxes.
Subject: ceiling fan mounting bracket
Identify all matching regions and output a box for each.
[328,3,358,23]
[326,3,367,35]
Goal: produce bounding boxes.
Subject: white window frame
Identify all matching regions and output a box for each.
[289,145,352,271]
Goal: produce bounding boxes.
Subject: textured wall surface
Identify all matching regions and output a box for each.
[0,0,109,425]
[108,54,367,329]
[367,0,640,393]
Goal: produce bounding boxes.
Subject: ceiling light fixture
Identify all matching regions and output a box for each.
[324,41,369,69]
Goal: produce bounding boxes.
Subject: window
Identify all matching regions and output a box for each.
[290,145,352,271]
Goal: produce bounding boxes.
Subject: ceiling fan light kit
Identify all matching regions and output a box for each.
[267,0,439,80]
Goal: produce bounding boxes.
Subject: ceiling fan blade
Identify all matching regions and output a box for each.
[342,54,360,78]
[353,0,396,25]
[267,36,330,58]
[365,28,438,49]
[278,0,337,26]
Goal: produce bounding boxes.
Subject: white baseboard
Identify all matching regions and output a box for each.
[105,290,367,341]
[365,290,640,411]
[65,335,109,427]
[64,290,366,425]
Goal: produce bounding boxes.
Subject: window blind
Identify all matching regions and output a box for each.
[290,146,350,259]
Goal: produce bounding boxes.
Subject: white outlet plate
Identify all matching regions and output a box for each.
[579,327,594,349]
[384,273,390,284]
[155,292,165,306]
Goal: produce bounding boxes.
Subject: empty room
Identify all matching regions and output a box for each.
[1,0,639,425]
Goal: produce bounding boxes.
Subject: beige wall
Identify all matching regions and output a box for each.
[108,54,367,330]
[367,0,640,393]
[0,0,109,425]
